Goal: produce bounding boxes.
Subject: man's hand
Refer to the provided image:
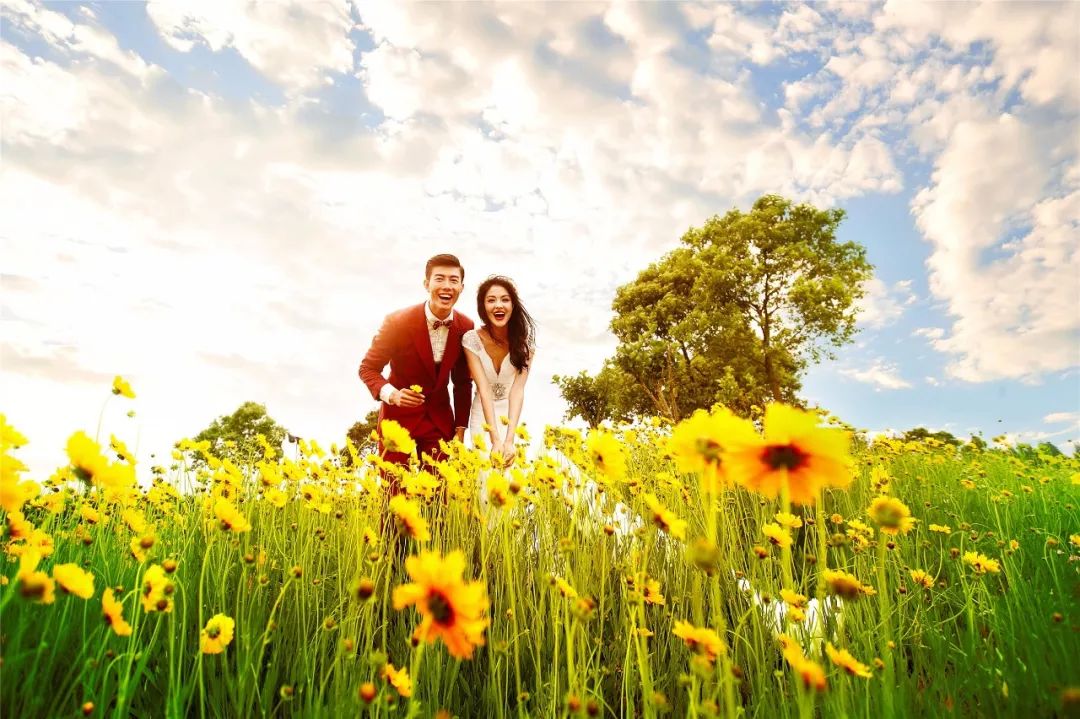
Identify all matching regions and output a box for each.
[393,388,425,408]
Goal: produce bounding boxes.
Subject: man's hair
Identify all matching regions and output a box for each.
[425,254,465,281]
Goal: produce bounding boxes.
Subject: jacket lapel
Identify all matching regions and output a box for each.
[411,304,437,380]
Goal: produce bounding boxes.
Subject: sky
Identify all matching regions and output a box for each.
[2,0,1078,479]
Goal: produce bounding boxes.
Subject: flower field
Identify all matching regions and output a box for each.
[2,388,1078,718]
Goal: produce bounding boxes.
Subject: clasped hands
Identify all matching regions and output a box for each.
[491,438,516,467]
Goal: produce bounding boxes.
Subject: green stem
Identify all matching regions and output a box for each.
[877,534,895,718]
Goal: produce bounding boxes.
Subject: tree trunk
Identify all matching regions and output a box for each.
[762,311,782,402]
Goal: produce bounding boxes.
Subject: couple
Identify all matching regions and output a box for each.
[358,253,535,484]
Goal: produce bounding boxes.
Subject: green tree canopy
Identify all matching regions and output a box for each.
[341,408,380,466]
[902,427,962,447]
[189,401,288,467]
[556,194,872,424]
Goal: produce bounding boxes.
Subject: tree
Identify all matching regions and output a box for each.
[1036,441,1063,457]
[902,427,961,447]
[190,402,288,468]
[341,408,380,466]
[691,195,872,401]
[556,195,872,424]
[552,365,637,428]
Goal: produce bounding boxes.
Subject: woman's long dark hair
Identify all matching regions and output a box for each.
[476,275,535,371]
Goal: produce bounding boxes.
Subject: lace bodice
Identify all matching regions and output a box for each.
[462,329,518,400]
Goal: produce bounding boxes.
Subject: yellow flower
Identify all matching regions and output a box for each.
[380,420,416,456]
[389,495,430,542]
[122,508,148,534]
[962,551,1001,575]
[643,493,687,540]
[53,564,95,599]
[78,504,102,525]
[402,471,440,500]
[929,524,951,534]
[586,430,626,482]
[1070,534,1079,548]
[408,385,423,394]
[0,414,28,451]
[667,408,758,492]
[762,523,792,549]
[9,528,55,558]
[723,404,852,505]
[392,550,490,660]
[214,497,252,533]
[775,512,803,530]
[382,663,412,698]
[16,551,55,604]
[140,564,174,613]
[6,511,33,540]
[486,473,514,509]
[778,634,826,691]
[826,642,872,678]
[780,589,807,609]
[641,577,665,606]
[868,497,916,535]
[823,569,874,599]
[200,613,236,654]
[1,469,39,513]
[102,588,133,636]
[909,569,934,589]
[112,376,135,398]
[109,435,135,464]
[554,577,577,599]
[265,488,288,508]
[673,620,725,664]
[67,431,110,484]
[33,489,66,514]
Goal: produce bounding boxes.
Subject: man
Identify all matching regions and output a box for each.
[359,254,474,487]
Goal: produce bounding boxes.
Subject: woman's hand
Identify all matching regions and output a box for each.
[489,436,506,467]
[500,438,516,466]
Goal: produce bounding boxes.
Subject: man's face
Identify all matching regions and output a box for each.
[424,265,464,317]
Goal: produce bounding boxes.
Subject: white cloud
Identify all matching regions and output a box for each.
[1,0,156,79]
[914,119,1079,381]
[914,327,945,340]
[839,359,912,390]
[145,0,356,91]
[1044,411,1079,425]
[1,0,1073,476]
[787,2,1080,383]
[857,276,916,328]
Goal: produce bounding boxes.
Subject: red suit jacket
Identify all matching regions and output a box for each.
[359,303,474,444]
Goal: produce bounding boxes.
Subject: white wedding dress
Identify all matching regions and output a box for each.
[461,329,519,447]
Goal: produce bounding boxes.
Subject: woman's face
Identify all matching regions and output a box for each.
[483,284,513,329]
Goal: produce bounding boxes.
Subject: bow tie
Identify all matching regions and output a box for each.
[431,318,452,330]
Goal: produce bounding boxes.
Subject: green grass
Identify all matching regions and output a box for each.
[2,421,1078,718]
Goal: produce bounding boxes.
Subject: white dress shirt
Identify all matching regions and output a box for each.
[378,303,453,404]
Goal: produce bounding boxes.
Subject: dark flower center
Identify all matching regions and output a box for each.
[428,590,454,625]
[695,439,723,463]
[762,444,808,471]
[207,626,220,639]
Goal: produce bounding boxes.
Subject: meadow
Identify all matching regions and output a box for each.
[1,384,1078,718]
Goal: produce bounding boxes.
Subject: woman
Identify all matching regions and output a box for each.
[462,276,536,466]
